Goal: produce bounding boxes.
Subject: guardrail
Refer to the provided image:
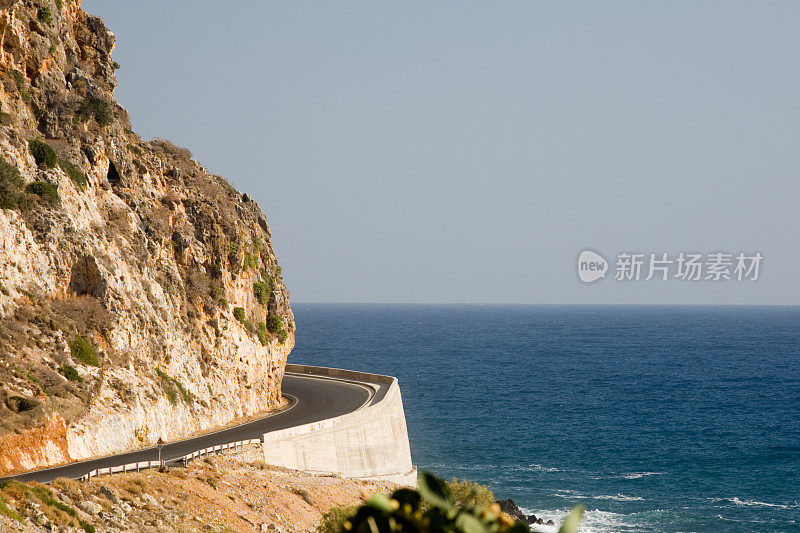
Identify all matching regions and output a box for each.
[176,438,261,467]
[79,438,261,481]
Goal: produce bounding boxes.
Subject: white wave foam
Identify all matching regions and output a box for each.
[621,472,663,479]
[519,507,636,533]
[526,464,560,472]
[592,494,645,502]
[730,497,790,509]
[552,489,589,499]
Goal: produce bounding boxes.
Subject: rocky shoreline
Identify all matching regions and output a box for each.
[497,499,557,530]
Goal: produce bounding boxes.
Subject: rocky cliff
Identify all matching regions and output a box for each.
[0,0,294,475]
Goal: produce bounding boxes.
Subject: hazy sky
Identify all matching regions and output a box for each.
[82,1,800,304]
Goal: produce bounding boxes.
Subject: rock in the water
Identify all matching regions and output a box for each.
[496,499,526,521]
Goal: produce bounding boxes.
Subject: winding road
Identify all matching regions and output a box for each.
[4,373,375,484]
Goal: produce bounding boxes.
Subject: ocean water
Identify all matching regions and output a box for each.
[288,304,800,532]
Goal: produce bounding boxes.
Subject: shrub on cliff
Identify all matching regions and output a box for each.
[233,307,255,334]
[0,104,11,125]
[253,280,272,305]
[228,241,240,264]
[29,139,58,168]
[8,395,39,412]
[156,368,192,405]
[278,329,288,344]
[242,235,262,271]
[243,250,259,271]
[319,472,584,533]
[266,315,283,334]
[267,314,288,344]
[151,138,192,159]
[25,181,59,205]
[0,158,25,209]
[69,335,99,366]
[77,95,114,126]
[60,161,88,188]
[8,69,31,103]
[37,7,52,24]
[257,321,268,346]
[58,365,82,382]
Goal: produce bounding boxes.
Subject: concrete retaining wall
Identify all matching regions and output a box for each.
[263,364,416,486]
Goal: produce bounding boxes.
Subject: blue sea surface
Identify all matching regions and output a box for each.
[288,305,800,532]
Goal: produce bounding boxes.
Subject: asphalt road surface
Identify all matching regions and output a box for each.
[4,373,372,484]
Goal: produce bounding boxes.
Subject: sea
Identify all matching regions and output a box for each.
[287,304,800,532]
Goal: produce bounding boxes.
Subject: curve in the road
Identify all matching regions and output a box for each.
[5,373,372,484]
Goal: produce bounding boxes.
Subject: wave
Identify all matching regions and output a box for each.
[621,472,663,480]
[552,489,586,498]
[730,497,791,509]
[526,464,560,473]
[519,507,641,533]
[592,494,645,502]
[551,490,644,502]
[519,506,700,533]
[707,497,794,509]
[588,471,664,480]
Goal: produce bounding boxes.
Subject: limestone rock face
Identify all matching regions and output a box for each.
[0,0,294,474]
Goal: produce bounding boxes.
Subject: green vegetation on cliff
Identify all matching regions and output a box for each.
[69,335,98,366]
[0,158,24,209]
[29,139,58,168]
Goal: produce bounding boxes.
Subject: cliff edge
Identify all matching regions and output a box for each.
[0,0,294,474]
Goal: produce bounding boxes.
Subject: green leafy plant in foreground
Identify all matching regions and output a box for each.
[322,471,583,533]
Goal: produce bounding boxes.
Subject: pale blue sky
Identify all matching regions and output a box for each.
[83,1,800,304]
